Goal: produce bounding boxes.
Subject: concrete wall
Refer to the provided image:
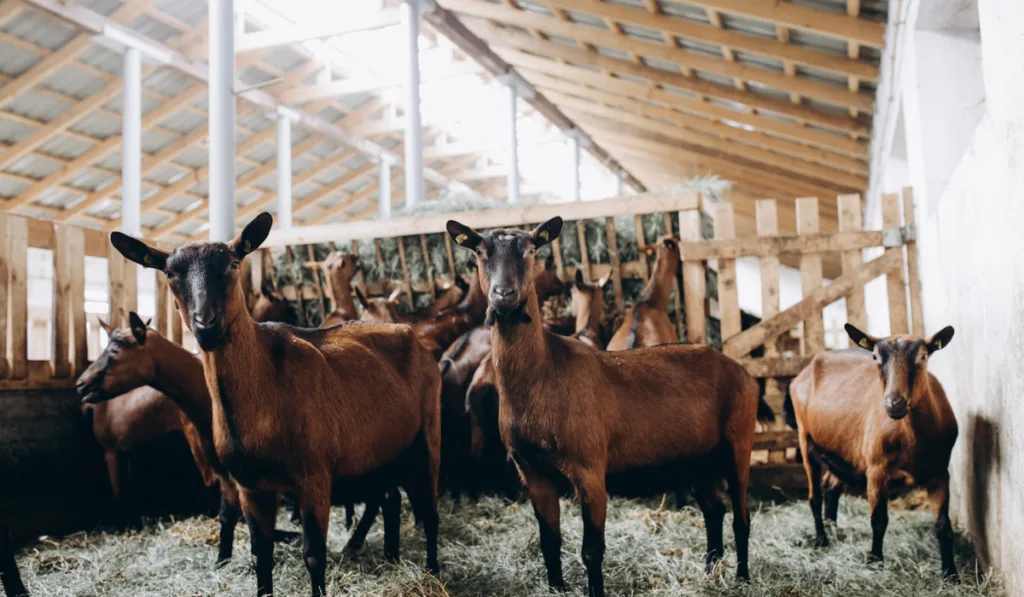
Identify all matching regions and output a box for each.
[866,0,1024,590]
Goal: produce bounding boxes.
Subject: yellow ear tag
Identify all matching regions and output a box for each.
[134,326,145,337]
[142,254,152,266]
[455,233,468,245]
[538,230,549,241]
[646,249,654,256]
[859,338,870,349]
[935,340,942,350]
[243,240,252,254]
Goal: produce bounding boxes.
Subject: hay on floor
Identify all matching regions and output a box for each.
[15,494,1001,597]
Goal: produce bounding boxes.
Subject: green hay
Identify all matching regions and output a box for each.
[17,495,1000,597]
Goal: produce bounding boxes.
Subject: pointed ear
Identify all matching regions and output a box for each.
[128,312,148,345]
[574,269,585,289]
[926,326,954,353]
[845,323,878,351]
[97,317,112,334]
[387,288,402,304]
[447,220,483,251]
[231,212,273,259]
[354,286,369,309]
[531,217,562,248]
[110,232,169,270]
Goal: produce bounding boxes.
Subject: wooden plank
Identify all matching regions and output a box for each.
[265,192,698,247]
[443,234,457,280]
[679,229,886,261]
[550,238,565,279]
[107,242,125,329]
[724,249,902,359]
[0,213,8,378]
[123,262,137,321]
[576,221,591,283]
[715,203,740,342]
[66,227,86,375]
[420,234,437,300]
[27,219,109,257]
[902,188,924,337]
[51,225,71,378]
[838,194,866,338]
[170,299,183,345]
[797,198,825,354]
[396,237,415,308]
[604,217,624,312]
[882,193,910,335]
[284,247,307,327]
[306,245,329,320]
[155,261,169,336]
[756,200,784,424]
[7,216,28,379]
[634,215,649,282]
[679,205,706,344]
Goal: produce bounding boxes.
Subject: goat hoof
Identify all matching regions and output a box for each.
[813,534,829,548]
[867,552,884,565]
[214,556,230,569]
[943,570,960,583]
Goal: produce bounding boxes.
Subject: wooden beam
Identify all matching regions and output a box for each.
[280,61,485,103]
[444,0,878,81]
[236,8,401,53]
[467,18,872,112]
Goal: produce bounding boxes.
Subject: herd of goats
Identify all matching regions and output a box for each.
[0,212,961,597]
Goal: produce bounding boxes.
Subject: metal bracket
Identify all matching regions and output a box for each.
[882,226,915,247]
[565,127,592,147]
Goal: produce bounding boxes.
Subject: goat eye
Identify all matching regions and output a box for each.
[230,261,240,270]
[872,354,878,361]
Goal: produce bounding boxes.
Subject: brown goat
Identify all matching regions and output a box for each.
[77,313,384,566]
[570,270,609,349]
[422,276,469,319]
[786,324,959,580]
[0,523,27,597]
[321,252,361,326]
[437,327,492,498]
[250,281,296,326]
[606,236,680,351]
[355,287,405,324]
[110,213,442,597]
[412,270,489,359]
[447,217,764,595]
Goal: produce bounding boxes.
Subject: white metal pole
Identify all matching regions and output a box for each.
[276,112,292,229]
[121,47,141,236]
[401,0,423,208]
[209,0,236,242]
[570,136,581,202]
[613,170,624,197]
[378,159,392,219]
[506,84,520,204]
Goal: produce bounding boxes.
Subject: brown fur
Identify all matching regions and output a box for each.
[250,282,295,326]
[787,324,959,580]
[422,277,468,319]
[447,217,760,595]
[607,236,680,351]
[437,327,492,497]
[570,270,609,349]
[109,214,442,597]
[321,252,361,326]
[412,272,488,359]
[355,287,406,324]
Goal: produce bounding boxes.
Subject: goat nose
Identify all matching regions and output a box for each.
[493,285,514,297]
[193,308,218,327]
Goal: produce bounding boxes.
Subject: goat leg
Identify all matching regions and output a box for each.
[0,524,27,597]
[928,473,959,582]
[241,490,277,597]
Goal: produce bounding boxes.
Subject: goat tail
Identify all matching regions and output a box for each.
[782,384,798,430]
[756,395,776,424]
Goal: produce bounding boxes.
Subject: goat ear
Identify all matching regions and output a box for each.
[597,275,610,288]
[128,311,148,345]
[387,288,402,304]
[231,212,273,259]
[531,217,562,247]
[574,269,585,289]
[354,287,369,309]
[447,220,483,251]
[663,238,679,252]
[845,323,878,351]
[97,317,112,334]
[110,232,169,270]
[926,326,954,353]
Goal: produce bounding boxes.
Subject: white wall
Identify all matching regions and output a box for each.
[866,0,1024,589]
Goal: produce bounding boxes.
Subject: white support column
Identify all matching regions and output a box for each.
[401,0,424,208]
[209,0,236,241]
[506,84,520,204]
[613,169,624,197]
[378,158,393,219]
[275,108,293,229]
[565,128,591,202]
[121,47,141,236]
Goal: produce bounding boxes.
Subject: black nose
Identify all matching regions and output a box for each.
[193,308,218,327]
[493,285,514,297]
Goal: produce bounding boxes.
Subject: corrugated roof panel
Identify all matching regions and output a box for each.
[238,65,277,87]
[237,188,263,206]
[344,178,371,194]
[562,11,608,29]
[614,73,649,86]
[338,92,376,112]
[750,106,801,126]
[803,96,849,117]
[734,51,785,73]
[86,198,121,219]
[4,10,78,50]
[159,193,196,212]
[156,0,206,28]
[140,210,165,228]
[293,181,319,200]
[745,81,793,103]
[7,90,72,122]
[42,65,109,100]
[343,154,369,170]
[141,129,175,154]
[66,169,114,192]
[159,110,206,135]
[0,176,30,198]
[595,45,631,61]
[796,64,851,88]
[621,24,666,43]
[40,188,83,209]
[0,43,41,77]
[144,68,193,97]
[604,0,646,8]
[643,56,682,73]
[789,28,849,57]
[263,48,306,72]
[514,0,554,17]
[314,168,344,185]
[105,91,163,116]
[143,164,185,186]
[658,1,711,23]
[309,141,341,159]
[545,34,580,48]
[38,134,96,159]
[291,127,314,145]
[8,154,62,179]
[79,45,123,75]
[96,151,121,171]
[316,105,346,122]
[247,144,276,164]
[720,14,777,39]
[70,112,120,139]
[378,136,401,150]
[192,178,209,195]
[177,146,208,169]
[677,38,726,60]
[78,0,122,17]
[127,13,182,44]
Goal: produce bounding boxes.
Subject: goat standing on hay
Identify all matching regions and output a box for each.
[786,324,959,580]
[606,236,680,351]
[447,217,764,596]
[109,213,442,597]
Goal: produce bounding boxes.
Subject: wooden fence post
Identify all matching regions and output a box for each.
[575,221,591,283]
[7,215,28,379]
[108,242,125,329]
[797,198,824,354]
[756,200,784,414]
[396,237,414,308]
[838,194,867,342]
[0,213,9,379]
[67,227,86,374]
[51,224,71,378]
[604,217,624,313]
[633,215,649,283]
[902,188,925,336]
[882,193,910,335]
[680,196,706,344]
[715,203,740,343]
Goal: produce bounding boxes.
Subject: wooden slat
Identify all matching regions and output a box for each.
[715,203,740,342]
[306,245,328,320]
[838,194,866,338]
[396,237,415,308]
[680,229,886,260]
[576,221,591,283]
[0,213,8,378]
[7,216,28,379]
[882,193,909,335]
[108,242,125,329]
[123,262,138,321]
[51,225,71,378]
[634,214,649,282]
[443,234,457,279]
[66,227,87,375]
[755,200,784,415]
[679,202,706,344]
[550,237,565,279]
[284,247,307,326]
[604,217,624,312]
[420,234,437,300]
[156,265,170,336]
[902,188,924,337]
[724,249,902,359]
[796,198,824,354]
[738,356,813,378]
